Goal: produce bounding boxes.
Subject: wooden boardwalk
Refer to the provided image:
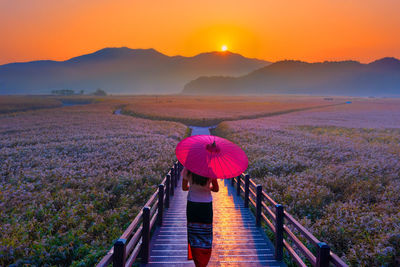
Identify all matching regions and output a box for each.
[97,126,347,267]
[145,178,286,267]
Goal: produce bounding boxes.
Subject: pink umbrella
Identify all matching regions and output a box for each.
[175,135,248,179]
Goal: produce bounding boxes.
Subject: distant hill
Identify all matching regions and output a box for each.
[0,47,269,95]
[182,57,400,96]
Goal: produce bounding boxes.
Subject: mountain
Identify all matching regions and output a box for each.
[182,57,400,96]
[0,47,269,95]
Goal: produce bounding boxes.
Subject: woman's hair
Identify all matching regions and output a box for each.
[187,170,209,186]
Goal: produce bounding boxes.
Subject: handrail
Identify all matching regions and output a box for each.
[249,187,257,198]
[125,241,141,267]
[261,213,275,233]
[249,196,257,208]
[330,252,348,267]
[262,201,276,221]
[125,226,142,256]
[120,211,142,240]
[284,211,320,247]
[97,253,112,267]
[144,191,158,210]
[97,161,182,267]
[232,173,348,267]
[284,225,317,265]
[262,191,277,207]
[150,199,158,216]
[150,210,158,230]
[283,239,308,267]
[250,179,257,189]
[98,162,347,267]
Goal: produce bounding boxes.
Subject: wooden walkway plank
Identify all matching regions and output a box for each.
[144,178,286,267]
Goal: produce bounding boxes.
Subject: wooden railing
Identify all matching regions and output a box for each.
[231,174,348,267]
[97,162,182,267]
[97,162,348,267]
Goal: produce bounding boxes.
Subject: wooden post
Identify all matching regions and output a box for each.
[236,175,241,196]
[171,166,176,188]
[256,185,262,227]
[157,184,164,226]
[244,174,250,208]
[113,238,126,267]
[170,168,175,196]
[165,174,170,208]
[316,242,331,267]
[174,162,178,186]
[171,166,175,182]
[141,207,150,264]
[274,204,284,261]
[179,161,183,173]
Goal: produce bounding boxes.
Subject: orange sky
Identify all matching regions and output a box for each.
[1,0,399,65]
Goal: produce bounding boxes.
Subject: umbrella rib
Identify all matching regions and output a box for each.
[215,152,232,178]
[218,152,247,177]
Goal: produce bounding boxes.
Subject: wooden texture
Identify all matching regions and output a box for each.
[144,179,286,267]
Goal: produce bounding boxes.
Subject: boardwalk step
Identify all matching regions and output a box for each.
[145,180,286,267]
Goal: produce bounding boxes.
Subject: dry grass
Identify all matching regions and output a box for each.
[2,94,400,265]
[0,102,187,266]
[0,96,62,113]
[212,99,400,266]
[120,95,348,126]
[0,95,102,114]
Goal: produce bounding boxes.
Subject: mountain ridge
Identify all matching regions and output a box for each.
[0,47,270,94]
[183,57,400,96]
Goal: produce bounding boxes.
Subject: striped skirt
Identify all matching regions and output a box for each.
[186,201,213,267]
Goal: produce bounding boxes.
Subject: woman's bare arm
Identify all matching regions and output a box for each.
[182,178,189,191]
[182,167,189,191]
[210,179,219,192]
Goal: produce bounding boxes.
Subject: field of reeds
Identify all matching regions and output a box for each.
[0,96,63,113]
[0,101,187,266]
[1,95,400,266]
[0,95,101,114]
[213,100,400,266]
[120,95,347,126]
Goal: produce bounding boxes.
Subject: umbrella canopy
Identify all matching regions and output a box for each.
[175,135,248,179]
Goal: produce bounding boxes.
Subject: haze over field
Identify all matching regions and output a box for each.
[0,48,268,95]
[183,57,400,96]
[1,48,400,96]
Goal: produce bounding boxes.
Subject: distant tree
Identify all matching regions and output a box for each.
[92,88,107,96]
[80,90,84,95]
[51,89,75,95]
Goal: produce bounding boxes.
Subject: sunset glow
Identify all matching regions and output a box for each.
[1,0,400,64]
[221,45,228,52]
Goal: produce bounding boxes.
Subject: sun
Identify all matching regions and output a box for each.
[221,45,228,52]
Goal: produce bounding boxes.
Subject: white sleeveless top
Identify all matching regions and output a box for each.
[187,176,212,203]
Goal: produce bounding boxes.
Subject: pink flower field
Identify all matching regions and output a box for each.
[121,95,343,126]
[2,96,400,266]
[0,103,187,266]
[214,99,400,266]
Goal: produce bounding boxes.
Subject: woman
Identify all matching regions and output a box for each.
[175,135,248,267]
[182,167,219,267]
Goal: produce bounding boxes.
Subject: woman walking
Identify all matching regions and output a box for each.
[182,167,218,266]
[176,135,248,267]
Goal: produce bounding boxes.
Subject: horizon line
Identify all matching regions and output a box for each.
[0,46,398,66]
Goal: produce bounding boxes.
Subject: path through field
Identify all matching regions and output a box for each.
[144,126,285,266]
[146,179,284,267]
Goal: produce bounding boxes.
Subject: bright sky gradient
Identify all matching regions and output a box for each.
[1,0,399,64]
